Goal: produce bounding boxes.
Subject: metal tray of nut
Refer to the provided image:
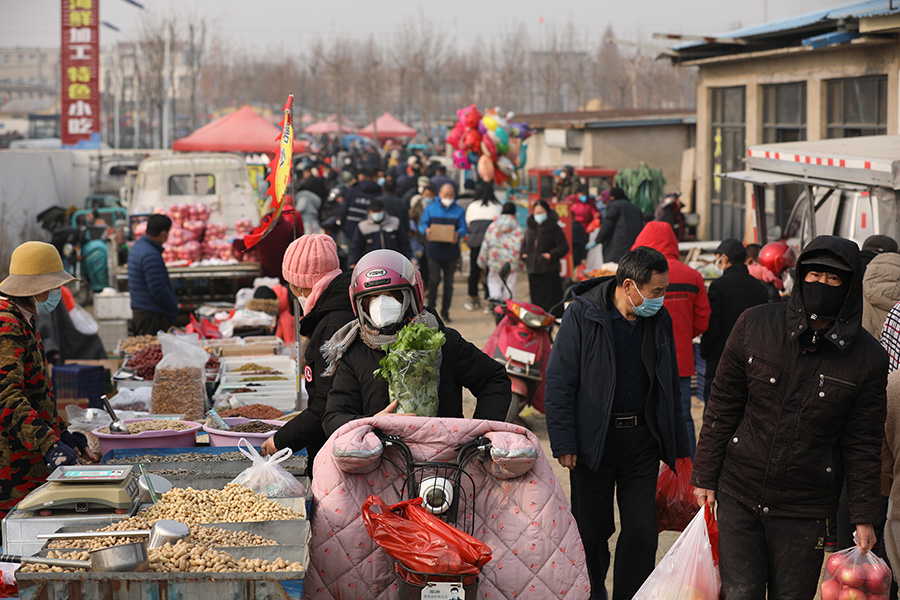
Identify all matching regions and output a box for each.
[101,447,309,475]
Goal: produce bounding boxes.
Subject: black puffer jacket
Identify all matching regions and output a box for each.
[597,198,643,263]
[322,313,511,438]
[521,210,569,275]
[273,272,355,462]
[692,235,888,524]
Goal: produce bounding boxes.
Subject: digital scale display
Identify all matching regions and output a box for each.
[63,470,125,480]
[47,465,133,483]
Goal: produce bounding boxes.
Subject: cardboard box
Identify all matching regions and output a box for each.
[429,223,458,243]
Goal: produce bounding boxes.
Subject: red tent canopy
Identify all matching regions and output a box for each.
[172,105,308,153]
[358,113,417,140]
[304,119,357,135]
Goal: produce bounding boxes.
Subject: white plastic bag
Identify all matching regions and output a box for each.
[110,387,152,412]
[632,506,720,600]
[69,304,99,335]
[231,438,306,498]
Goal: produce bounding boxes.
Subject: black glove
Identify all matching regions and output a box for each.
[60,431,88,451]
[45,442,78,468]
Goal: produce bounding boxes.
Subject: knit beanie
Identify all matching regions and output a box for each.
[282,234,340,289]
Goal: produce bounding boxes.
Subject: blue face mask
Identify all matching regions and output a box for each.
[36,288,62,315]
[371,211,385,223]
[534,213,548,224]
[628,282,664,318]
[578,195,587,203]
[377,177,385,187]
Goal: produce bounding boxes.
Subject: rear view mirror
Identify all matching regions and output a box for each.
[499,262,512,282]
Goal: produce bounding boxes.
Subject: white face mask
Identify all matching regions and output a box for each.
[440,198,454,208]
[297,294,309,312]
[368,295,403,328]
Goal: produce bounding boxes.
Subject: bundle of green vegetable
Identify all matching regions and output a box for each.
[374,322,446,417]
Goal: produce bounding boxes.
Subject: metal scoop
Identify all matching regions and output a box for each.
[37,519,191,550]
[100,394,130,434]
[0,540,149,572]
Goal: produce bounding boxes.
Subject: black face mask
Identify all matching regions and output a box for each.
[802,280,848,320]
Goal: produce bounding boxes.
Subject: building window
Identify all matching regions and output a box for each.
[827,76,887,138]
[710,86,746,240]
[762,82,807,229]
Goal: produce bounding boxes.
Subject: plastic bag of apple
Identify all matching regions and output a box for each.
[822,547,892,600]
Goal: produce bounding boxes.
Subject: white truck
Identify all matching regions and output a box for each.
[722,135,900,252]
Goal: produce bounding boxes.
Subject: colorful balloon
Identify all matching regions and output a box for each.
[477,155,494,182]
[482,115,499,131]
[497,155,515,176]
[462,104,482,129]
[481,134,498,161]
[453,150,471,170]
[477,120,487,135]
[446,123,464,150]
[495,127,510,155]
[493,169,508,186]
[508,138,522,166]
[464,129,482,154]
[509,171,521,188]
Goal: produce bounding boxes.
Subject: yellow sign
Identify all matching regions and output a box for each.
[70,10,92,27]
[67,66,91,83]
[68,83,91,100]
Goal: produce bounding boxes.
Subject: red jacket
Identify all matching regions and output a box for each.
[566,194,599,230]
[632,222,710,377]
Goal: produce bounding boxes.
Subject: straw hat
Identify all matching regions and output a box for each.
[0,242,77,297]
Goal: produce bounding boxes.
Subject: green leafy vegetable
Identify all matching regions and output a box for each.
[374,322,446,416]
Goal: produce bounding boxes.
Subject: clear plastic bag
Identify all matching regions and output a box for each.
[110,387,152,412]
[388,349,442,417]
[231,438,307,498]
[151,332,210,421]
[633,505,720,600]
[821,544,893,600]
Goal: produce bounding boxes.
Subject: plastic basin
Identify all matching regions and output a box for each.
[203,417,284,447]
[92,419,203,455]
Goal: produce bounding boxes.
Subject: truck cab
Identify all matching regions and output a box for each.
[722,135,900,252]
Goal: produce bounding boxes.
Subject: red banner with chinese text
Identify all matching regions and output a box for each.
[61,0,101,148]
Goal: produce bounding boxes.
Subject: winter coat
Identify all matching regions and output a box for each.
[348,216,412,266]
[273,272,355,464]
[477,214,524,273]
[418,200,467,262]
[862,252,900,340]
[127,235,178,320]
[882,371,900,520]
[340,180,382,239]
[322,317,511,438]
[0,299,71,518]
[521,210,569,275]
[567,194,599,230]
[465,200,503,248]
[632,221,710,377]
[376,192,409,234]
[545,277,690,472]
[555,177,582,203]
[692,235,888,524]
[597,198,643,263]
[699,263,769,382]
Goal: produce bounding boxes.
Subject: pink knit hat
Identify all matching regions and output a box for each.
[282,234,340,288]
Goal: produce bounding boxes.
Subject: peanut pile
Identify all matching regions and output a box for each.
[47,522,278,551]
[97,419,194,435]
[138,483,303,524]
[21,541,305,574]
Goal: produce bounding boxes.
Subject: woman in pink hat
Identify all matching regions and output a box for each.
[261,234,355,465]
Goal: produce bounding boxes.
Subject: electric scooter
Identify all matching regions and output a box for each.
[481,263,555,421]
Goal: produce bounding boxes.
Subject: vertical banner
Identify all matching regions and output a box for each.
[61,0,101,148]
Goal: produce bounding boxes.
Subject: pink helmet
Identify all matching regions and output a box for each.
[350,250,423,318]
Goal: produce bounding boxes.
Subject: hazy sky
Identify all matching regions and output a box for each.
[4,0,829,53]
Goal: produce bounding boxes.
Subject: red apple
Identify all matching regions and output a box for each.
[839,564,867,589]
[828,553,851,576]
[821,578,843,600]
[864,563,892,593]
[840,586,867,600]
[867,593,889,600]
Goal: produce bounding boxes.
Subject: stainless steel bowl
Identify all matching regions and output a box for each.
[137,474,172,504]
[89,541,149,572]
[147,520,191,549]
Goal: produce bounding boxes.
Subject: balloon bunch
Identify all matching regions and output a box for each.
[446,104,530,187]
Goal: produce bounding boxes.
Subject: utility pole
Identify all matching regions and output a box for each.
[161,16,171,149]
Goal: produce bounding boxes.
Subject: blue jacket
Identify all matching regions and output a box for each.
[418,201,467,262]
[127,236,179,320]
[544,276,690,472]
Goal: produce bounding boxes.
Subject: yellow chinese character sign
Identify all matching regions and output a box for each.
[61,0,99,147]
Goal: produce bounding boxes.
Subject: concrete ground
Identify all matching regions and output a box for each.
[447,269,687,596]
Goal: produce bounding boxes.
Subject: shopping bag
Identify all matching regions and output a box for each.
[632,505,720,600]
[656,457,699,532]
[821,544,892,600]
[395,497,492,569]
[361,495,482,578]
[151,332,210,421]
[231,438,307,497]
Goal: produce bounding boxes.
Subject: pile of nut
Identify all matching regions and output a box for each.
[232,363,282,373]
[119,335,159,355]
[127,344,163,380]
[22,541,305,574]
[138,483,303,524]
[151,367,206,421]
[47,522,278,551]
[219,404,286,420]
[240,375,288,382]
[98,419,194,435]
[221,421,281,434]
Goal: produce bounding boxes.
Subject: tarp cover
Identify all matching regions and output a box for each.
[172,105,308,153]
[359,112,417,140]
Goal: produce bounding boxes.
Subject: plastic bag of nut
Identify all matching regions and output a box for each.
[151,332,211,421]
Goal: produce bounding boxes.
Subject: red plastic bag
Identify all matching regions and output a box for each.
[361,495,482,578]
[821,545,892,600]
[656,457,699,532]
[705,503,719,567]
[633,508,721,600]
[395,497,492,569]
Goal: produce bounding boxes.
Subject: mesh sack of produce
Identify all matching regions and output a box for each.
[374,323,445,418]
[151,332,210,421]
[231,438,306,497]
